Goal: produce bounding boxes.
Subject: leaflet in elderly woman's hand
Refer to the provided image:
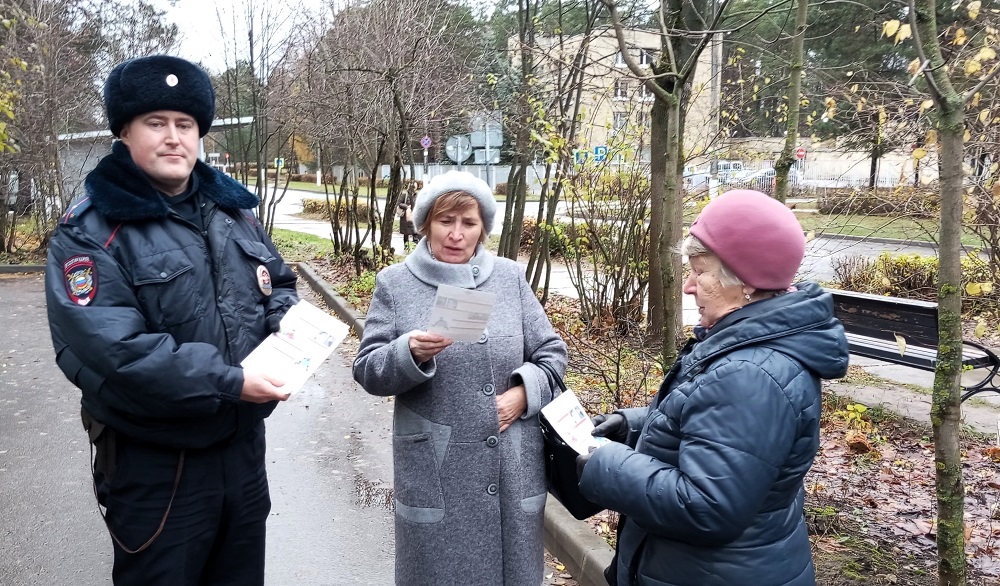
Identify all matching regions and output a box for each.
[540,391,611,455]
[426,284,497,342]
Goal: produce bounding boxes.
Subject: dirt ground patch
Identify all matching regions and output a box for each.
[306,255,1000,585]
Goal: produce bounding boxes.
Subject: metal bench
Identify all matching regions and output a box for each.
[827,288,1000,402]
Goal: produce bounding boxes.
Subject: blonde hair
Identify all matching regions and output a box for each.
[421,190,488,244]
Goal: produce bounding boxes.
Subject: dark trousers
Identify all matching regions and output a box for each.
[100,423,270,586]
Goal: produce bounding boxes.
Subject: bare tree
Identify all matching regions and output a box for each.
[601,0,732,363]
[902,3,1000,584]
[285,0,480,268]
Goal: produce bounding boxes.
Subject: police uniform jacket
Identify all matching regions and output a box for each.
[46,141,298,449]
[579,282,849,586]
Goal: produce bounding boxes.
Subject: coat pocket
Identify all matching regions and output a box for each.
[132,251,204,328]
[234,238,278,310]
[392,432,446,524]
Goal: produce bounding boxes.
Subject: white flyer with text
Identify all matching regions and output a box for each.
[240,300,349,395]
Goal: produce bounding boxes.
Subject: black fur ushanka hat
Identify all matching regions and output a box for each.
[103,55,215,137]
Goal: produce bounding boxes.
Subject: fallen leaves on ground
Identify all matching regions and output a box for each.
[808,389,1000,581]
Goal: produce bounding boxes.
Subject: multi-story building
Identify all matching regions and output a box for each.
[520,28,721,167]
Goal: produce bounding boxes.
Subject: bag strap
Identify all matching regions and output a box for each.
[535,361,566,393]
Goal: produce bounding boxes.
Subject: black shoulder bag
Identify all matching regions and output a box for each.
[536,362,604,521]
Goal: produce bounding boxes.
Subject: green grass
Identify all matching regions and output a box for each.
[270,228,336,261]
[249,181,390,197]
[795,212,986,246]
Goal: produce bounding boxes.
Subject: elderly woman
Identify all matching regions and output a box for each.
[578,190,849,586]
[353,170,567,586]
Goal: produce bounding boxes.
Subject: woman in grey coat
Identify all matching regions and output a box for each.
[353,170,567,586]
[578,190,849,586]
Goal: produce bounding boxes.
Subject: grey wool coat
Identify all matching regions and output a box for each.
[353,241,567,586]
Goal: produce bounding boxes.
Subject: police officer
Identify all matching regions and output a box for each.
[45,55,297,585]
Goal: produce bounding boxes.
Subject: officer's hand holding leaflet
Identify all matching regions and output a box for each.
[241,370,289,403]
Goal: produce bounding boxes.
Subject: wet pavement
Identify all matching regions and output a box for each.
[0,274,396,585]
[0,272,579,585]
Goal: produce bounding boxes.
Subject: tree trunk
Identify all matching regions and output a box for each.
[910,0,969,582]
[774,0,809,203]
[661,93,684,364]
[647,98,666,346]
[931,105,966,586]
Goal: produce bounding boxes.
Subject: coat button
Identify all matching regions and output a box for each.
[471,266,480,276]
[159,271,167,278]
[478,330,488,344]
[487,483,498,495]
[486,435,499,447]
[225,218,233,224]
[482,383,495,396]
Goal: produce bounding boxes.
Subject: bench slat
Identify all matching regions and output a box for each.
[845,333,993,370]
[830,289,940,347]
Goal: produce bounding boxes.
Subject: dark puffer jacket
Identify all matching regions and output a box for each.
[579,283,849,586]
[45,141,297,449]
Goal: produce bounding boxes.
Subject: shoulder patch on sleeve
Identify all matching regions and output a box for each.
[63,255,98,306]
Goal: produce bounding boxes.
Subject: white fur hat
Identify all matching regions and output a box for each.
[413,171,497,234]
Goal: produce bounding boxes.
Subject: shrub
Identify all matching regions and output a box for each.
[831,251,998,314]
[494,182,508,196]
[300,197,372,221]
[519,218,595,258]
[336,270,377,313]
[817,187,939,218]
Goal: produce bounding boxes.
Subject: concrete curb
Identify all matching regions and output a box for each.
[0,264,45,274]
[815,232,993,255]
[543,495,614,586]
[296,262,366,338]
[296,261,613,586]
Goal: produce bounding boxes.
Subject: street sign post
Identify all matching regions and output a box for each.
[795,147,806,160]
[420,136,431,172]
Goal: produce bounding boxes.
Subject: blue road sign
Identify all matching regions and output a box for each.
[574,150,590,164]
[593,145,608,162]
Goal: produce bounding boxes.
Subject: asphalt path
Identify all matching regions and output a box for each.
[0,274,396,585]
[265,188,941,325]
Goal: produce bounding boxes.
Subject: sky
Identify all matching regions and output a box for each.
[153,0,329,74]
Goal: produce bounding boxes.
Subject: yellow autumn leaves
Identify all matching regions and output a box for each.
[882,20,912,46]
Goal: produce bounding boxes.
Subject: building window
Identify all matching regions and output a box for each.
[637,111,651,128]
[612,112,628,134]
[639,83,653,101]
[640,49,655,66]
[614,79,629,99]
[615,51,626,66]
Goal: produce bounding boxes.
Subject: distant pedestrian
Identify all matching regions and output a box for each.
[578,189,850,586]
[397,201,416,248]
[353,170,567,585]
[44,55,297,585]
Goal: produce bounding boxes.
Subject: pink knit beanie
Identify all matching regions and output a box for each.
[688,190,805,290]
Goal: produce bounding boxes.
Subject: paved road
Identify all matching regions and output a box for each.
[0,274,396,585]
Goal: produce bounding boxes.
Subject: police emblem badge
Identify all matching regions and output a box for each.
[256,265,272,295]
[63,255,97,306]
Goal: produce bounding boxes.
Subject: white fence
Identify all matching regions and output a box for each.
[329,156,927,197]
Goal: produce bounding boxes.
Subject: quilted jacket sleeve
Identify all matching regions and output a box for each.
[579,360,800,545]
